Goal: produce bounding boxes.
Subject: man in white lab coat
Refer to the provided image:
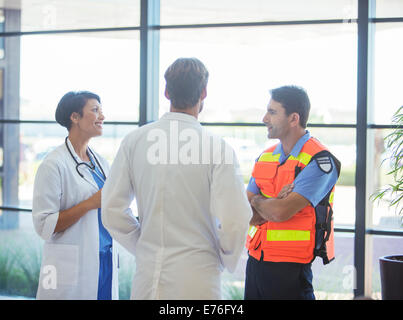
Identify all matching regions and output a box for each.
[102,57,252,300]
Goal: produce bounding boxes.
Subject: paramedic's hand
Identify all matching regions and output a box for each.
[277,183,294,199]
[249,208,267,226]
[249,194,268,226]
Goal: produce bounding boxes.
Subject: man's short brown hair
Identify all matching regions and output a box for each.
[164,57,209,109]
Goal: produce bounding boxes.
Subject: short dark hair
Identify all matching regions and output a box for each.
[270,85,311,128]
[164,57,209,109]
[55,91,100,130]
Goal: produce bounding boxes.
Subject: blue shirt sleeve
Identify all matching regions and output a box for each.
[247,156,261,195]
[293,156,338,207]
[247,176,260,194]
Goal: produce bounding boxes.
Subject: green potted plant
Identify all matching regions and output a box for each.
[372,105,403,300]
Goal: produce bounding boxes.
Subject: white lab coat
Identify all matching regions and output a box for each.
[32,138,119,300]
[102,112,251,300]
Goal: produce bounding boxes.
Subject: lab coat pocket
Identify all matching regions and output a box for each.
[42,243,79,287]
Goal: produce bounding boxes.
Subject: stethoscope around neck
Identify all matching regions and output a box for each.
[65,136,106,183]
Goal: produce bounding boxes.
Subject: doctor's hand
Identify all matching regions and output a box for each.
[86,190,102,210]
[55,189,103,233]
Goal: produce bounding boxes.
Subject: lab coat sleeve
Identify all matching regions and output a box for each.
[102,138,140,255]
[32,160,61,241]
[209,145,252,273]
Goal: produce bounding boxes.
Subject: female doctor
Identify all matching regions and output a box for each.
[32,91,118,299]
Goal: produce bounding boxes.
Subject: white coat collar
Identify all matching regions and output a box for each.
[160,112,201,126]
[65,137,86,162]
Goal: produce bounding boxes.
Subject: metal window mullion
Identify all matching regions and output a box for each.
[0,9,21,230]
[354,0,368,298]
[0,120,398,129]
[139,0,160,126]
[354,0,376,298]
[156,19,357,29]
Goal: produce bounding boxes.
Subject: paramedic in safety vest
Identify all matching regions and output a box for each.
[244,85,341,300]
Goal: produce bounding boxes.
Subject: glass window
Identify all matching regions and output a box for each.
[116,242,136,300]
[0,123,136,209]
[19,32,140,122]
[161,0,357,25]
[309,127,356,227]
[160,24,357,124]
[376,0,403,18]
[373,23,403,125]
[1,121,139,298]
[0,209,138,299]
[204,125,269,183]
[369,129,403,230]
[2,0,140,32]
[312,232,354,299]
[0,209,41,298]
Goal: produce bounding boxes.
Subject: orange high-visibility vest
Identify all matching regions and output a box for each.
[246,137,340,264]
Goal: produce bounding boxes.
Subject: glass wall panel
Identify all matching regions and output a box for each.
[1,122,138,299]
[0,122,136,209]
[308,127,356,227]
[376,0,403,18]
[1,0,140,32]
[369,129,403,230]
[160,24,357,124]
[161,0,357,25]
[0,209,40,299]
[19,31,140,122]
[311,233,354,299]
[373,23,403,124]
[205,125,268,183]
[0,209,137,299]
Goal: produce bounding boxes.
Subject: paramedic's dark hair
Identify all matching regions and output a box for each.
[270,86,311,128]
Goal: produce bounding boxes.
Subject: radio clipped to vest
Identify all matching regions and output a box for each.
[307,151,340,265]
[311,150,341,264]
[314,200,335,264]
